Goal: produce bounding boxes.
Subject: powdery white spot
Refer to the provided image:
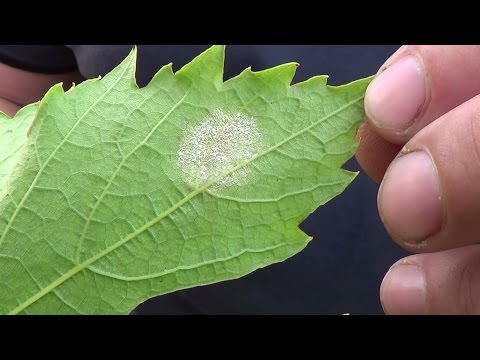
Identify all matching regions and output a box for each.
[177,109,262,189]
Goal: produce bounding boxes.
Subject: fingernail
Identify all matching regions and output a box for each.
[379,151,443,243]
[381,264,426,315]
[365,55,426,132]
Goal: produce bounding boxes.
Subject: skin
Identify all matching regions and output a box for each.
[0,62,82,116]
[2,45,480,314]
[358,45,480,314]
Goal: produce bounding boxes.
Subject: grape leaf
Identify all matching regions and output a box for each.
[0,104,37,195]
[0,46,372,314]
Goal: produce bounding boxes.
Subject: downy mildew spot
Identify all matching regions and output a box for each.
[177,109,262,190]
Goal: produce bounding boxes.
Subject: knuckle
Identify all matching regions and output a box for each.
[454,252,480,315]
[466,104,480,167]
[457,264,477,314]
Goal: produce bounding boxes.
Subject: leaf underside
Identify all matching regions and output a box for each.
[0,46,371,314]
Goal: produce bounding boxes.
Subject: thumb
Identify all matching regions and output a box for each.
[381,245,480,314]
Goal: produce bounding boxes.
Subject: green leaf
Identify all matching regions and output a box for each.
[0,104,37,197]
[0,46,372,314]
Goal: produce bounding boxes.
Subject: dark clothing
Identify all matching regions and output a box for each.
[0,45,408,314]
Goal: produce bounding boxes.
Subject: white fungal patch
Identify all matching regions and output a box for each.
[177,109,262,189]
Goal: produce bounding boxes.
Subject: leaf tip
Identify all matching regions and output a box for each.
[295,74,329,88]
[209,44,226,56]
[148,62,175,86]
[42,82,65,99]
[176,45,225,84]
[248,62,299,86]
[326,74,374,93]
[96,45,138,88]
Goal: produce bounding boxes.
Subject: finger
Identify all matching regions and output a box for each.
[0,61,82,110]
[378,94,480,252]
[0,97,20,117]
[355,122,402,183]
[365,45,480,144]
[380,245,480,314]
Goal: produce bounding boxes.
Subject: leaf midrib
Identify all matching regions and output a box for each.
[7,86,364,314]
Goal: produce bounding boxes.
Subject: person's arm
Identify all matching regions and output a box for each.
[0,60,83,116]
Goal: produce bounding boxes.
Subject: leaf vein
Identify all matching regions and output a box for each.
[87,243,286,281]
[205,179,349,203]
[74,90,190,263]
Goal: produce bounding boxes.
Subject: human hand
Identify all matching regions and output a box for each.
[356,45,480,314]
